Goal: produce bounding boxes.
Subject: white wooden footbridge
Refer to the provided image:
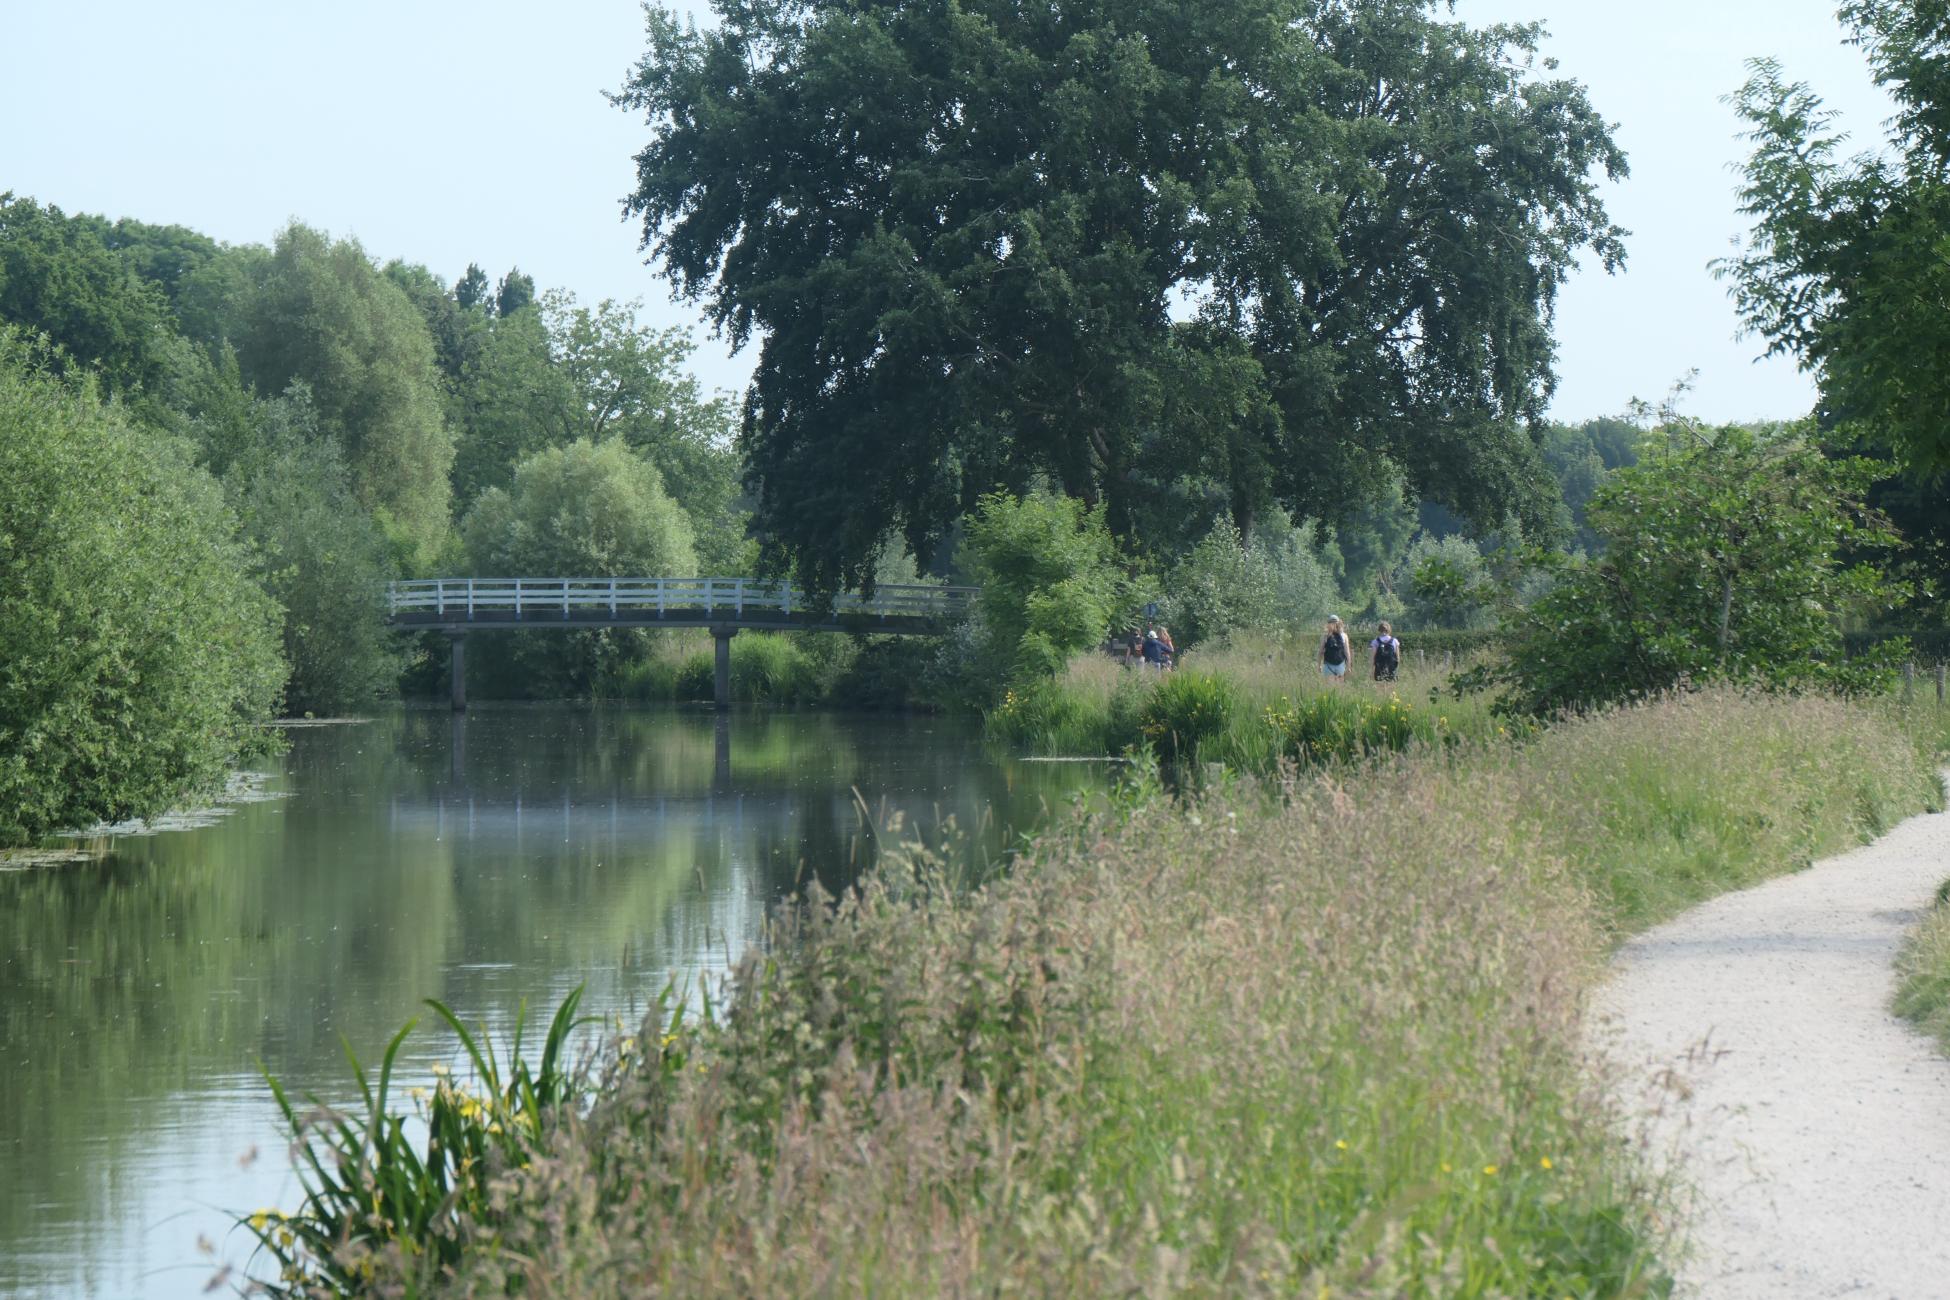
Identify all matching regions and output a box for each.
[386,578,977,710]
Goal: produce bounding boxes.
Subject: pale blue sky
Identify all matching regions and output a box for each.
[0,1,1896,422]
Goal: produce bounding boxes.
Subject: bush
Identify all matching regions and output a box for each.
[1894,890,1950,1055]
[962,492,1126,685]
[1483,424,1906,715]
[1397,533,1494,630]
[1162,520,1282,647]
[0,333,287,844]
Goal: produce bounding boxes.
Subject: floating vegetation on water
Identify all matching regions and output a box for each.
[59,772,286,840]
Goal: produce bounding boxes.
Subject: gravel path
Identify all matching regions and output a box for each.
[1594,790,1950,1298]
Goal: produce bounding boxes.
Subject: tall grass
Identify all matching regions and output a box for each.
[273,689,1941,1296]
[987,635,1507,771]
[1894,886,1950,1054]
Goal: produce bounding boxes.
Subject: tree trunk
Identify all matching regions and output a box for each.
[1717,571,1735,667]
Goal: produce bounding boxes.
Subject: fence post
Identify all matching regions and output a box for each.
[1903,660,1916,705]
[514,578,524,619]
[466,578,475,621]
[609,577,617,618]
[1938,660,1946,709]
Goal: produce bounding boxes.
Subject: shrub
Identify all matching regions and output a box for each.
[1162,519,1282,647]
[0,333,286,844]
[962,492,1126,684]
[1397,532,1494,630]
[1482,423,1907,715]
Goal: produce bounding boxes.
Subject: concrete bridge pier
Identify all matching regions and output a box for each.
[712,625,737,710]
[449,633,467,712]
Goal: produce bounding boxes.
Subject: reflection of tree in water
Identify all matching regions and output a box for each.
[0,707,1106,1293]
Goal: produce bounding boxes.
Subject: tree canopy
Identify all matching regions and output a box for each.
[617,0,1627,591]
[1720,0,1950,479]
[236,223,456,570]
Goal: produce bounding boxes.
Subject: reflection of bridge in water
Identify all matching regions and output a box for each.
[388,578,977,710]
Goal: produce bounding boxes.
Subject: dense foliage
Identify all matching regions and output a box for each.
[227,396,404,715]
[1483,423,1905,715]
[618,0,1627,591]
[462,438,699,697]
[1720,0,1950,479]
[0,334,285,844]
[961,491,1127,680]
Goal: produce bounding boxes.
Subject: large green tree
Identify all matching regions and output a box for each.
[543,292,747,568]
[0,194,177,395]
[462,438,698,695]
[227,388,405,714]
[1720,1,1950,478]
[616,0,1626,591]
[0,331,286,844]
[235,223,455,570]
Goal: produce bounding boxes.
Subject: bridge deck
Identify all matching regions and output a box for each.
[387,578,975,635]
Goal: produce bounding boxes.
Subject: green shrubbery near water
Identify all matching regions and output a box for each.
[254,690,1942,1296]
[987,636,1509,771]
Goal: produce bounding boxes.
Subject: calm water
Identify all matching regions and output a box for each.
[0,706,1107,1299]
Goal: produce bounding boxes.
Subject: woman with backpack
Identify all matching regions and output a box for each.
[1318,616,1352,683]
[1370,621,1402,683]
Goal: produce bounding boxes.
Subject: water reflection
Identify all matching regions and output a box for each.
[0,706,1105,1299]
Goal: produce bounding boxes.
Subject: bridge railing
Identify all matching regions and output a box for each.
[386,578,978,623]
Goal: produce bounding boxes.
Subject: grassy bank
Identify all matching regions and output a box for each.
[255,690,1941,1296]
[987,636,1509,769]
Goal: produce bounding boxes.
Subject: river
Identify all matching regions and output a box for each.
[0,706,1108,1299]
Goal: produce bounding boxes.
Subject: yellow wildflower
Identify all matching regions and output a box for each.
[1482,1164,1498,1176]
[1333,1139,1348,1151]
[1539,1156,1554,1171]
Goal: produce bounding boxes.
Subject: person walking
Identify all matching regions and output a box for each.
[1369,621,1402,683]
[1319,616,1351,684]
[1158,625,1177,671]
[1142,627,1166,672]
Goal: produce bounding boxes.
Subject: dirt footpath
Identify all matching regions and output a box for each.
[1593,791,1950,1298]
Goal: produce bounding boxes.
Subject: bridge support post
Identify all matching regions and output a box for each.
[712,626,736,711]
[449,633,467,712]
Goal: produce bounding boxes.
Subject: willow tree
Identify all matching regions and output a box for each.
[616,0,1626,590]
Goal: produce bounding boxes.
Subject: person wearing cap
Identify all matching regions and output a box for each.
[1318,615,1351,683]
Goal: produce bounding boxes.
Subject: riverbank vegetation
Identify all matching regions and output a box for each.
[251,688,1942,1295]
[0,333,286,844]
